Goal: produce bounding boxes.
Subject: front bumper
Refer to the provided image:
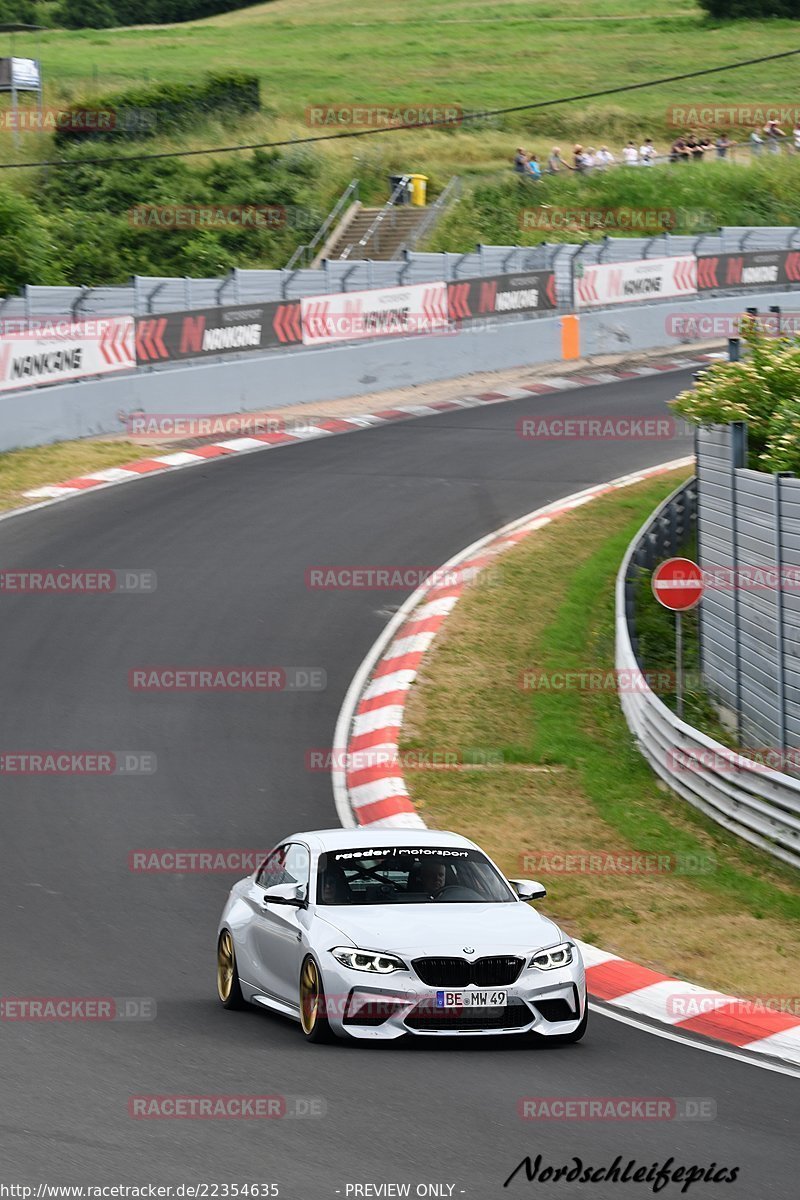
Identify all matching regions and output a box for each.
[321,954,586,1040]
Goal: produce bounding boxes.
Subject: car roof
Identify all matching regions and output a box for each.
[284,828,479,852]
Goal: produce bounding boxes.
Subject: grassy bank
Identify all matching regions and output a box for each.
[0,440,165,510]
[401,468,800,996]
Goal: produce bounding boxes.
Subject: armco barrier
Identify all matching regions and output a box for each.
[4,238,800,397]
[616,482,800,871]
[3,286,799,453]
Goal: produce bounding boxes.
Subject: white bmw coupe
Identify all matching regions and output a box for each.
[216,827,587,1044]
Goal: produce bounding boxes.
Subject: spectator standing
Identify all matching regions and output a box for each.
[595,145,615,168]
[764,120,786,154]
[514,147,528,173]
[750,128,764,157]
[622,140,638,164]
[639,138,656,165]
[583,147,597,170]
[573,144,587,172]
[670,136,691,162]
[793,121,800,153]
[527,154,542,180]
[547,146,565,173]
[715,133,733,159]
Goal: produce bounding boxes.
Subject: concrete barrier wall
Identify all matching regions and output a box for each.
[0,289,790,452]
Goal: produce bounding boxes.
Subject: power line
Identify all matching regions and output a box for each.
[2,45,799,172]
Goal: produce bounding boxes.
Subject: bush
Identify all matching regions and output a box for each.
[53,72,260,143]
[698,0,800,15]
[0,187,63,294]
[671,322,800,473]
[0,0,37,21]
[57,0,116,27]
[55,0,263,27]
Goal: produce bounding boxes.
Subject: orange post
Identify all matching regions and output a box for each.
[560,314,580,361]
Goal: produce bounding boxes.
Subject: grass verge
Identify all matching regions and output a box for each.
[0,441,166,511]
[401,468,800,997]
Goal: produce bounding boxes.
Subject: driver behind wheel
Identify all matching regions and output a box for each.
[319,863,352,904]
[417,860,446,896]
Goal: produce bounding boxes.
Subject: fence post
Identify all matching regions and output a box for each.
[769,304,781,336]
[775,473,790,755]
[730,421,747,745]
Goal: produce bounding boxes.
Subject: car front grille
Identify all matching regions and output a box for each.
[405,999,532,1032]
[411,955,524,987]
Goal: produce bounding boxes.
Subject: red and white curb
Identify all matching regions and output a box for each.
[331,458,800,1069]
[20,353,715,505]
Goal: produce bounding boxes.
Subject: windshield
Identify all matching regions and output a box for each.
[316,846,515,905]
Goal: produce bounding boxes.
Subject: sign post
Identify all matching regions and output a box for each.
[651,557,705,718]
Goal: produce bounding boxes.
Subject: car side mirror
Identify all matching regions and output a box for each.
[508,878,546,901]
[262,882,306,907]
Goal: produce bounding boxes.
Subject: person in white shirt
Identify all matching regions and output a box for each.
[595,146,615,168]
[582,147,596,169]
[793,124,800,153]
[622,141,639,164]
[639,138,656,165]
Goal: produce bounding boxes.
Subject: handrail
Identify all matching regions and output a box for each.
[391,175,461,260]
[616,479,800,871]
[339,175,410,262]
[285,179,359,270]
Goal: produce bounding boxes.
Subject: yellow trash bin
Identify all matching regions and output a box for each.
[409,174,428,206]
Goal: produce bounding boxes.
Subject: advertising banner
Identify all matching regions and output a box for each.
[574,256,697,308]
[301,282,448,346]
[447,270,557,321]
[135,301,302,365]
[0,316,134,392]
[696,250,800,291]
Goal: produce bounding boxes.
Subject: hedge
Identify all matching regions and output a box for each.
[54,73,260,143]
[55,0,263,27]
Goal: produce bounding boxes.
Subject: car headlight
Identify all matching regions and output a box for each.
[529,941,574,970]
[330,946,407,973]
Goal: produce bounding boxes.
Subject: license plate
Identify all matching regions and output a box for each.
[435,989,507,1008]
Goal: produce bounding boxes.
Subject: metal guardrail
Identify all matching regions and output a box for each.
[5,225,800,316]
[616,480,800,871]
[285,179,359,271]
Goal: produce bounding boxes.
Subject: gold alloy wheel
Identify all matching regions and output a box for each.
[300,957,321,1034]
[217,931,235,1002]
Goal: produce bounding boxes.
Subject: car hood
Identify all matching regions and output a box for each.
[316,901,562,956]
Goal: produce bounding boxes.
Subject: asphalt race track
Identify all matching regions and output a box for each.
[1,367,797,1197]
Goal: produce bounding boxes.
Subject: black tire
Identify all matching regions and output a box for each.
[299,955,337,1043]
[216,929,246,1010]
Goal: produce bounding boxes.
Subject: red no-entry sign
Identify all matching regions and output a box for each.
[651,557,705,612]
